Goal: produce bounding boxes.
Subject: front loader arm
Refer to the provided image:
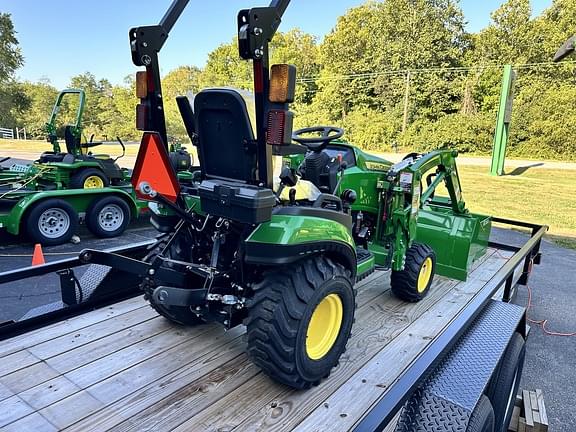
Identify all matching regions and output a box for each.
[378,150,468,271]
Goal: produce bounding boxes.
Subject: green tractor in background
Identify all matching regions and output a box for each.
[81,0,492,389]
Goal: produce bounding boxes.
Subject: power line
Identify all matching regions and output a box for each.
[215,60,576,89]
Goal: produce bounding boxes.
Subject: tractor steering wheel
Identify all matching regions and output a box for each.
[292,126,344,152]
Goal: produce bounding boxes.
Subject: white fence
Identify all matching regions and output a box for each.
[0,127,14,139]
[0,127,26,140]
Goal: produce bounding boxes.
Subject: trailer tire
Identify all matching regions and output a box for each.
[141,235,205,326]
[486,333,525,432]
[391,243,436,302]
[86,196,131,238]
[26,199,78,246]
[467,395,495,432]
[70,168,109,189]
[246,256,355,389]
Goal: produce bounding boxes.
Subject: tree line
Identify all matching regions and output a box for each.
[1,0,575,159]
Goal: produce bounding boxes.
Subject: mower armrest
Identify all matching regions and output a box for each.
[82,141,104,149]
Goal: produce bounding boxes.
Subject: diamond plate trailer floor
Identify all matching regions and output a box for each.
[0,246,528,432]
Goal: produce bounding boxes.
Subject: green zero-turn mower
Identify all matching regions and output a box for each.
[0,90,152,245]
[35,88,128,189]
[80,0,491,389]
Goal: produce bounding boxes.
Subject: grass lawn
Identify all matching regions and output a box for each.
[0,138,140,158]
[457,165,576,248]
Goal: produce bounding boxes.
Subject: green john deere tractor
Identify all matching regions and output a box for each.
[80,0,491,389]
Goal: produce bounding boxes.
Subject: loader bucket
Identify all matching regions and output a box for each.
[415,204,491,281]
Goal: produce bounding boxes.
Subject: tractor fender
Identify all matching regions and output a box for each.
[244,211,357,280]
[6,188,138,235]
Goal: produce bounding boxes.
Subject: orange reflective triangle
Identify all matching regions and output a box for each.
[131,132,180,203]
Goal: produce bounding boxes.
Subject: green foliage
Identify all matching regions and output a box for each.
[0,13,23,83]
[0,13,29,127]
[13,80,58,138]
[341,108,401,152]
[3,0,576,161]
[402,113,495,154]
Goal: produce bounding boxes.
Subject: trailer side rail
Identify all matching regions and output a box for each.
[353,220,546,431]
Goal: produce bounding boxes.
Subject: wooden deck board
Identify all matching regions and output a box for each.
[0,297,146,358]
[0,248,512,431]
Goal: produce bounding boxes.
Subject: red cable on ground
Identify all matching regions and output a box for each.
[492,247,574,336]
[525,284,576,337]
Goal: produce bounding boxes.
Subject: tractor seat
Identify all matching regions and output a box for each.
[193,88,256,183]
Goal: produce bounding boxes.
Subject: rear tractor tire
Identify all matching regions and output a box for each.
[246,256,356,389]
[391,243,436,302]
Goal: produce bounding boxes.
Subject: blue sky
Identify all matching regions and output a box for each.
[3,0,552,89]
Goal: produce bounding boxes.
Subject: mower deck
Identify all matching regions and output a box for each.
[0,247,521,431]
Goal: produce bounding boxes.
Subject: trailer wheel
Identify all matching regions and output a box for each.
[467,395,495,432]
[70,168,109,189]
[246,256,355,389]
[486,333,525,432]
[391,243,436,302]
[142,235,205,326]
[26,199,79,246]
[86,196,131,238]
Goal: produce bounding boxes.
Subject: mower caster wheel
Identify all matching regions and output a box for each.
[391,243,436,302]
[246,256,356,389]
[70,168,109,189]
[25,198,79,246]
[86,196,131,238]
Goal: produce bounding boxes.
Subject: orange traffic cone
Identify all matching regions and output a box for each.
[32,243,45,266]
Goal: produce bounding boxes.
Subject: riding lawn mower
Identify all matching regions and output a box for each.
[80,0,492,389]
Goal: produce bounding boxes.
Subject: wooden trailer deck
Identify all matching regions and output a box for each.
[0,248,518,432]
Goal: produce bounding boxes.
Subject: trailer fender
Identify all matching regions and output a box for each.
[394,300,526,432]
[5,189,138,235]
[244,211,357,280]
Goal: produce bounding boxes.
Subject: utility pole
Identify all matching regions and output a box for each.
[402,71,411,133]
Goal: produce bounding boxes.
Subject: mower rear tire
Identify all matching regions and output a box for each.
[86,196,131,238]
[142,234,205,326]
[391,243,436,302]
[246,256,355,389]
[25,199,79,246]
[70,168,109,189]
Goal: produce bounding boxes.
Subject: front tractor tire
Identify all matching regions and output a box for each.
[391,243,436,302]
[246,256,355,389]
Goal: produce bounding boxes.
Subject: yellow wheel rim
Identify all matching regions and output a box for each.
[417,257,433,293]
[306,294,343,360]
[83,175,104,189]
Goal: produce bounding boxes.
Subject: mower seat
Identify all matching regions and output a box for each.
[38,152,68,163]
[193,89,256,183]
[64,125,81,155]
